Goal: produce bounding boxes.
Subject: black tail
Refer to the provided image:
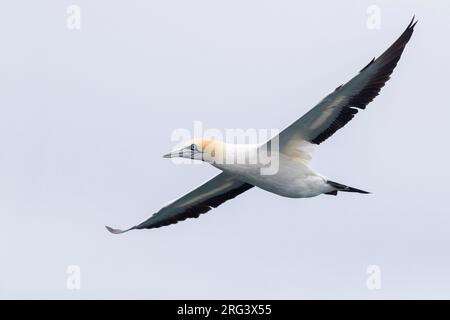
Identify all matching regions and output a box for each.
[327,180,370,194]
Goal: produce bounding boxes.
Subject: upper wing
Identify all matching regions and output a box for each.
[268,17,417,159]
[105,172,253,233]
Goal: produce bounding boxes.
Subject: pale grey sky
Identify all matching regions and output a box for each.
[1,0,449,299]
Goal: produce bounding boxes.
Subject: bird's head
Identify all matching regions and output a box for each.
[163,139,223,163]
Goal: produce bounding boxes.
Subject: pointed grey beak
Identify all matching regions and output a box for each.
[163,150,183,158]
[163,152,175,158]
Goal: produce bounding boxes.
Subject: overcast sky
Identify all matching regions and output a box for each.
[1,0,449,299]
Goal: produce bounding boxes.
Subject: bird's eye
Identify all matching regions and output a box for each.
[190,144,197,151]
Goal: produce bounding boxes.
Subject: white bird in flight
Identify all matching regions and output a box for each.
[106,17,417,234]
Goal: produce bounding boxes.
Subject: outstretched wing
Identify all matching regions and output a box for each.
[268,17,417,159]
[106,172,253,233]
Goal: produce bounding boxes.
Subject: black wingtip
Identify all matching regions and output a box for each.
[105,225,133,234]
[408,15,418,30]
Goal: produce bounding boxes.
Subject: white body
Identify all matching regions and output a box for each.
[212,144,334,198]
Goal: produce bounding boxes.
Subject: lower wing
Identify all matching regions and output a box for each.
[106,172,254,233]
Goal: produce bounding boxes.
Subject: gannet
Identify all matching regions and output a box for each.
[106,17,416,234]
